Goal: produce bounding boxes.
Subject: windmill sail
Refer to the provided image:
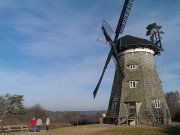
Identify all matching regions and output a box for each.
[93,0,134,98]
[102,20,114,38]
[93,49,113,98]
[114,0,134,42]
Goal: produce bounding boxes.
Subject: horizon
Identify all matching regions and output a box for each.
[0,0,180,111]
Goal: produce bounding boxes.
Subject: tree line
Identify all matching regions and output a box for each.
[0,93,100,132]
[165,90,180,121]
[0,90,180,131]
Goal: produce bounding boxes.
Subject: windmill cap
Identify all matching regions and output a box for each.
[116,35,163,55]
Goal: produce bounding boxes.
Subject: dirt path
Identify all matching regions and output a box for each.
[5,130,46,135]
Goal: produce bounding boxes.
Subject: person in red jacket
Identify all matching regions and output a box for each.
[30,117,36,132]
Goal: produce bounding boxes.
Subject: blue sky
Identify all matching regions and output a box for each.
[0,0,180,111]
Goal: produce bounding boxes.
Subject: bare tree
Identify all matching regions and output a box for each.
[26,104,48,122]
[165,91,180,119]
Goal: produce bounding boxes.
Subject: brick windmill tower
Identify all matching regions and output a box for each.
[93,0,171,125]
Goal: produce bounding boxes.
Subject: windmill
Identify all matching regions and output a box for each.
[93,0,171,125]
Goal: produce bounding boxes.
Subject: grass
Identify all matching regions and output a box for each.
[5,124,180,135]
[90,127,180,135]
[37,125,111,135]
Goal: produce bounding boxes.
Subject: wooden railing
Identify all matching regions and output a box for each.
[0,124,28,133]
[120,117,128,125]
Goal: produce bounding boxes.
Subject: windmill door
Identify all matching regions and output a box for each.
[128,102,136,115]
[127,102,136,125]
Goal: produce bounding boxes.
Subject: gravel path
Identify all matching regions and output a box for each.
[5,130,46,135]
[18,130,46,135]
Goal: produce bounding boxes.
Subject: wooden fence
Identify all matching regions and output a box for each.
[0,124,28,133]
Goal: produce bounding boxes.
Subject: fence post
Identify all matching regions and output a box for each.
[21,125,23,131]
[0,120,2,133]
[8,125,10,132]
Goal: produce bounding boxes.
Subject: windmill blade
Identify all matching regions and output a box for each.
[102,25,124,77]
[102,20,114,38]
[146,23,156,30]
[159,31,165,34]
[114,0,134,42]
[146,30,151,36]
[101,25,113,42]
[93,49,113,98]
[109,41,124,77]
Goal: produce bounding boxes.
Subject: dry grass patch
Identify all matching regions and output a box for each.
[4,124,180,135]
[40,125,180,135]
[41,125,112,135]
[90,127,176,135]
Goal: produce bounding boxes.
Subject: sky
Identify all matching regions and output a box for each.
[0,0,180,111]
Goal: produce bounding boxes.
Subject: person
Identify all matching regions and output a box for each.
[30,117,36,132]
[36,117,43,132]
[46,117,50,130]
[102,113,106,118]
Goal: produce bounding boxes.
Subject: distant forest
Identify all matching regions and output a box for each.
[0,90,180,130]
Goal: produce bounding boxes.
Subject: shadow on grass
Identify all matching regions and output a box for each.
[161,127,180,135]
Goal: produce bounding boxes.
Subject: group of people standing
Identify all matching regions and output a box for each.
[30,117,50,132]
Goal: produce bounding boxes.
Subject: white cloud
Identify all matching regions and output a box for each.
[0,51,115,111]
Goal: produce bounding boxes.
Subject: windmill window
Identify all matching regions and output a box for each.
[154,100,160,108]
[111,101,117,109]
[112,102,115,109]
[129,81,137,88]
[157,118,163,123]
[129,65,136,69]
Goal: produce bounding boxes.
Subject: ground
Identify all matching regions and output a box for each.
[3,122,180,135]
